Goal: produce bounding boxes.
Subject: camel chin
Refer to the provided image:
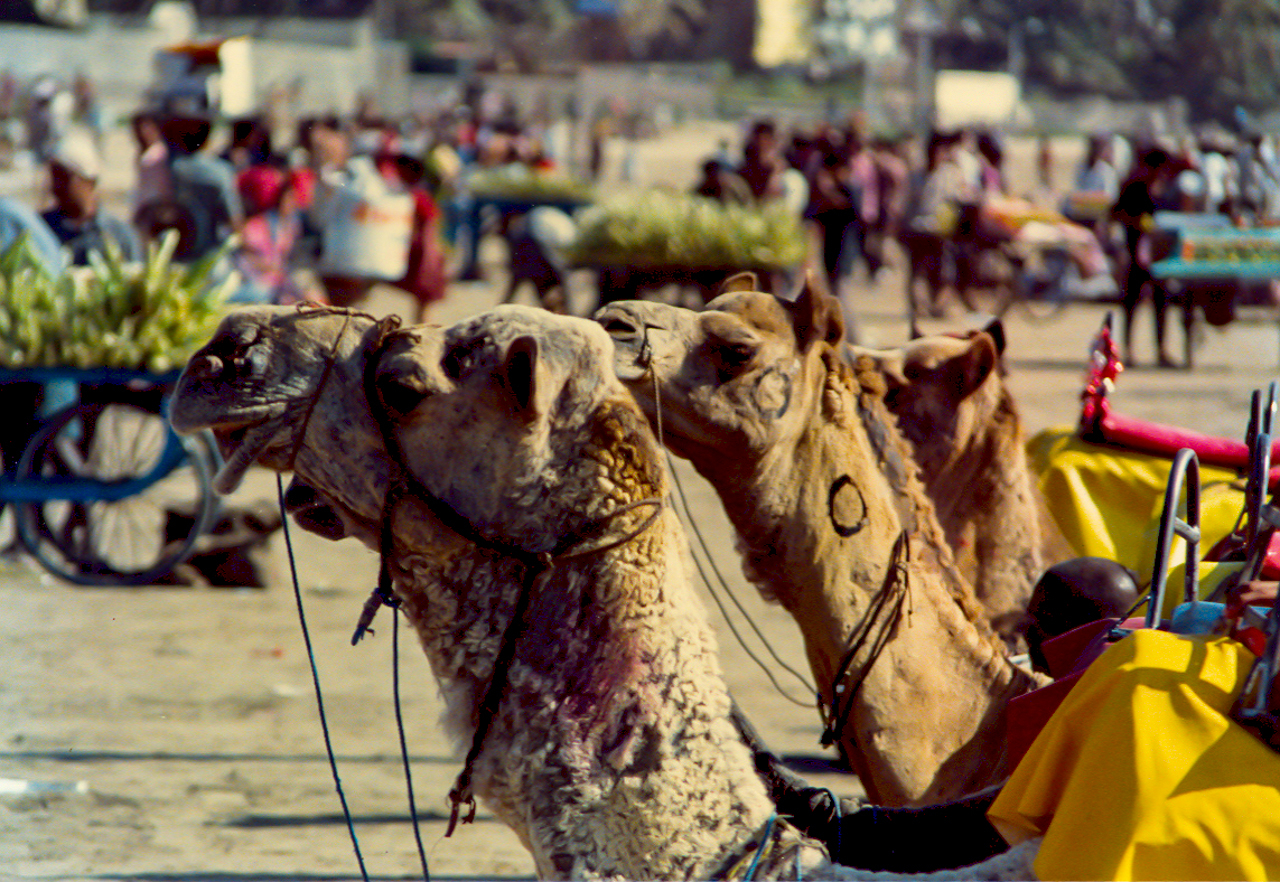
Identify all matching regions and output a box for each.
[281,478,350,540]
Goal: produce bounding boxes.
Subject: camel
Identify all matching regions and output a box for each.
[595,280,1049,807]
[170,304,1039,880]
[855,327,1072,648]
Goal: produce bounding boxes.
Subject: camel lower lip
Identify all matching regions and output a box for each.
[211,421,282,494]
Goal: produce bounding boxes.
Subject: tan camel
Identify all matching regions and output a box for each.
[170,304,1039,880]
[855,329,1072,647]
[596,280,1049,807]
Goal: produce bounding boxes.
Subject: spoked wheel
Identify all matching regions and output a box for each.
[957,247,1017,318]
[14,400,217,585]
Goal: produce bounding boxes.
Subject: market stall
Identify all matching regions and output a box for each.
[1150,212,1280,368]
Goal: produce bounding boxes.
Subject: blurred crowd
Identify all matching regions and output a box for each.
[0,73,583,323]
[3,69,1280,357]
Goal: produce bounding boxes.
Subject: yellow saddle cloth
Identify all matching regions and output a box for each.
[989,629,1280,880]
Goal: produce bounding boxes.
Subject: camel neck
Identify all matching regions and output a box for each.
[698,377,1042,804]
[393,515,777,879]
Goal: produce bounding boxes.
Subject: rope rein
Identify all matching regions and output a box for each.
[276,473,372,882]
[641,324,818,708]
[820,529,912,747]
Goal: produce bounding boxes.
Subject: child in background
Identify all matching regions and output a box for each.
[232,164,311,304]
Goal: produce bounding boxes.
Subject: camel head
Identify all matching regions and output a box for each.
[855,324,1006,480]
[170,305,397,543]
[596,272,845,477]
[370,304,665,549]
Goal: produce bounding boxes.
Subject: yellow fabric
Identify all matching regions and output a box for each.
[988,630,1280,881]
[1157,561,1245,617]
[1028,428,1246,583]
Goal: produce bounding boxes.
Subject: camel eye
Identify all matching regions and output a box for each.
[711,339,757,374]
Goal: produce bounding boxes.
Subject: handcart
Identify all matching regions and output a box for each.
[0,366,218,586]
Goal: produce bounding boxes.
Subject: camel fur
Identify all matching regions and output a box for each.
[855,328,1072,648]
[597,279,1049,807]
[170,304,1040,880]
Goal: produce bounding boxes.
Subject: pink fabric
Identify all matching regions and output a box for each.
[1098,408,1280,483]
[237,211,299,298]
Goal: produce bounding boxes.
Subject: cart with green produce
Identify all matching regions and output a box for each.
[564,191,807,307]
[457,167,595,280]
[0,232,231,585]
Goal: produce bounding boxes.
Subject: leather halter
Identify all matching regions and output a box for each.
[353,318,665,836]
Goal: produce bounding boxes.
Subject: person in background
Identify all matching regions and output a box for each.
[738,119,787,202]
[130,110,172,241]
[231,164,305,305]
[223,116,274,172]
[843,127,881,281]
[26,76,70,162]
[161,113,243,261]
[975,131,1006,196]
[71,72,105,148]
[1111,146,1180,368]
[805,139,857,300]
[869,135,910,272]
[384,151,450,322]
[1076,133,1119,199]
[692,157,752,205]
[41,131,140,266]
[0,196,64,274]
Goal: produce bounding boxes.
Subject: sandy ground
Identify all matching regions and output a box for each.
[5,124,1280,882]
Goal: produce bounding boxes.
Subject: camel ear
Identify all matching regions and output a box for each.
[502,335,540,416]
[949,332,998,397]
[787,273,845,350]
[968,316,1006,357]
[719,271,759,295]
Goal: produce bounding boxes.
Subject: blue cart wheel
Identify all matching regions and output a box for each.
[14,400,217,586]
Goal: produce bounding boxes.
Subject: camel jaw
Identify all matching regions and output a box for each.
[281,478,350,540]
[205,410,297,494]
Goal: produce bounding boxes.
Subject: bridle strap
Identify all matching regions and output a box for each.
[285,305,382,475]
[820,529,911,747]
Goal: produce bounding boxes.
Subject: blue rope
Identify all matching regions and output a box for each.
[393,608,431,881]
[744,812,776,881]
[818,787,843,860]
[277,475,370,882]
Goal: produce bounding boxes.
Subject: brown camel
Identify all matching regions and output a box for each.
[169,304,1040,880]
[596,280,1048,807]
[172,305,791,878]
[855,328,1072,648]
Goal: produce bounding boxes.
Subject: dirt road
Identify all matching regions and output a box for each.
[4,128,1280,881]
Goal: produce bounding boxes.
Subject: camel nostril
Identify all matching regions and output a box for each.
[189,354,224,379]
[601,317,640,338]
[377,376,426,417]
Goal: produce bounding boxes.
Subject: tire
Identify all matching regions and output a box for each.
[14,401,217,586]
[958,248,1017,318]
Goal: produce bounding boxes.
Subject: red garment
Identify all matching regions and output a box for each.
[237,165,288,216]
[398,188,448,304]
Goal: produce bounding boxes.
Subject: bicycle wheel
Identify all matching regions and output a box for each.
[1014,249,1074,323]
[15,400,217,586]
[958,247,1018,318]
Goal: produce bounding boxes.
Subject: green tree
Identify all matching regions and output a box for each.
[947,0,1280,123]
